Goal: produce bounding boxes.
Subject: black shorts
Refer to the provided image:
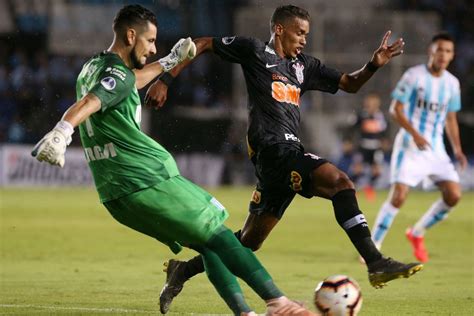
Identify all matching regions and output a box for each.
[360,148,383,165]
[248,144,329,219]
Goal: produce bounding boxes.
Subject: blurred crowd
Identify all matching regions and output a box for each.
[1,0,473,155]
[0,48,84,143]
[394,0,474,111]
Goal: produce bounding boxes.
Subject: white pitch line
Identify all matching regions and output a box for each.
[0,304,234,315]
[0,304,153,314]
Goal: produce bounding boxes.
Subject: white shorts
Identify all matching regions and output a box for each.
[390,147,459,187]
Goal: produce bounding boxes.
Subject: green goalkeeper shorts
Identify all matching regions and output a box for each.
[103,175,229,254]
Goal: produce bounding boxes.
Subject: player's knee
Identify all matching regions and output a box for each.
[390,185,408,208]
[444,190,461,207]
[390,193,406,208]
[333,172,355,192]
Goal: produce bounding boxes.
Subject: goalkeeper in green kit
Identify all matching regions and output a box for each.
[31,5,318,316]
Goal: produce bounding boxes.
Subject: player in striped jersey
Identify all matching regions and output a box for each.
[371,33,468,263]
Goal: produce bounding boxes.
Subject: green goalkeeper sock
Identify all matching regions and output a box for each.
[205,226,283,300]
[198,246,252,315]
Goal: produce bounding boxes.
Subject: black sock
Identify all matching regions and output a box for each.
[332,189,382,264]
[183,230,244,280]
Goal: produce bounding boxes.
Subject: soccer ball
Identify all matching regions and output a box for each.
[314,275,362,316]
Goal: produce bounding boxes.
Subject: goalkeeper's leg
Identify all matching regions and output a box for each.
[160,212,279,313]
[159,230,243,314]
[167,224,279,316]
[197,226,317,316]
[197,245,255,315]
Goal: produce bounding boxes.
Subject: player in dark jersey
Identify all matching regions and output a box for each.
[31,5,322,316]
[350,93,388,201]
[145,5,423,313]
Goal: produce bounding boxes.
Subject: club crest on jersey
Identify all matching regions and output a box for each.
[222,36,236,45]
[100,77,116,90]
[292,63,305,84]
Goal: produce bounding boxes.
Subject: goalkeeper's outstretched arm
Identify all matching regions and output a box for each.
[144,37,213,108]
[134,37,197,89]
[31,93,101,167]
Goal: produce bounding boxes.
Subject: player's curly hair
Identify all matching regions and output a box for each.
[113,4,157,33]
[270,5,310,30]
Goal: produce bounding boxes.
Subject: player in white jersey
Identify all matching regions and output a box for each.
[371,33,468,262]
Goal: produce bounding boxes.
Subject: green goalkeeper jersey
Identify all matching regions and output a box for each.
[76,52,179,202]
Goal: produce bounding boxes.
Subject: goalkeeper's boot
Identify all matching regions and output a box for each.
[367,257,423,289]
[159,259,187,314]
[266,297,320,316]
[406,228,429,263]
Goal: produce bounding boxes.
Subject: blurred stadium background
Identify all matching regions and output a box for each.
[1,1,474,315]
[0,0,473,190]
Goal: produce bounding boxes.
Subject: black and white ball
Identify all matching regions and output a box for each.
[314,275,362,316]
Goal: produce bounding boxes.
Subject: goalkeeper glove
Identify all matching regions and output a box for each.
[158,37,196,72]
[31,121,74,168]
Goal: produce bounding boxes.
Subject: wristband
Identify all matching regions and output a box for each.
[366,61,379,72]
[159,72,175,86]
[54,120,74,145]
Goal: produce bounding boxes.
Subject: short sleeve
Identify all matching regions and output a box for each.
[212,36,260,64]
[303,55,342,93]
[89,65,135,112]
[391,69,416,104]
[448,79,461,112]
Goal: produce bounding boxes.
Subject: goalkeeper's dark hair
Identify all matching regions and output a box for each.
[431,32,454,44]
[113,4,157,33]
[270,5,310,31]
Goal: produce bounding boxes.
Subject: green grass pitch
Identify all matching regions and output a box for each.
[1,187,473,315]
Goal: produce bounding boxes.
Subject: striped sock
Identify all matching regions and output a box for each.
[412,199,451,237]
[372,202,399,248]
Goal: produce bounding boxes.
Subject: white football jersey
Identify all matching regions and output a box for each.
[390,64,461,186]
[392,64,461,152]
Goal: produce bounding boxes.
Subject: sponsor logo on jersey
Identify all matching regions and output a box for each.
[222,36,236,45]
[362,119,384,133]
[100,77,116,90]
[105,67,127,81]
[84,142,117,162]
[285,133,300,142]
[416,98,447,112]
[251,190,261,204]
[290,171,303,192]
[272,74,288,82]
[271,82,300,106]
[292,63,305,84]
[86,64,98,77]
[81,86,89,98]
[266,63,278,68]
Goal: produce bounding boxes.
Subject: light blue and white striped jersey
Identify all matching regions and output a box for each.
[392,64,461,152]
